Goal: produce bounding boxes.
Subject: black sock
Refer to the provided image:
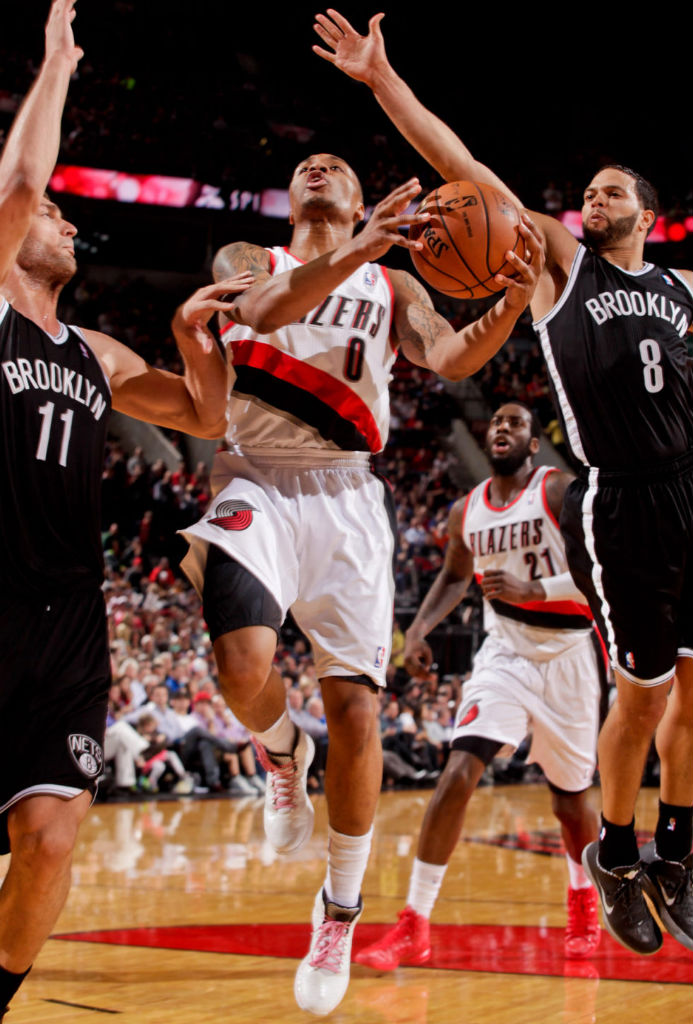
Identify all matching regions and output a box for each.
[655,801,693,862]
[0,965,31,1011]
[598,815,639,870]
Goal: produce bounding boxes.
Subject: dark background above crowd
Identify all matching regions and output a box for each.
[1,2,692,273]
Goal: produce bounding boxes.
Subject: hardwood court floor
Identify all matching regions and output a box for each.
[1,784,691,1022]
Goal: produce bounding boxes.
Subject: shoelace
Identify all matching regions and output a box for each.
[566,891,596,935]
[252,740,297,810]
[613,869,649,912]
[267,760,298,810]
[309,918,350,972]
[394,909,418,938]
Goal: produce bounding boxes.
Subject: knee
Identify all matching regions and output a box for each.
[10,816,80,878]
[615,688,669,735]
[325,689,379,756]
[214,641,273,708]
[433,754,482,808]
[551,791,588,828]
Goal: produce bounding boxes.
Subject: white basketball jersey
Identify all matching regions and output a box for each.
[462,466,592,659]
[220,247,397,455]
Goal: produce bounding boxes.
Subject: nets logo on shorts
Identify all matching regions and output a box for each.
[209,500,258,531]
[68,734,104,779]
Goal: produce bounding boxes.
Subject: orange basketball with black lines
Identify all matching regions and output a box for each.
[409,180,525,299]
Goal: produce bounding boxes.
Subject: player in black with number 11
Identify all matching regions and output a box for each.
[0,3,253,1018]
[315,8,693,957]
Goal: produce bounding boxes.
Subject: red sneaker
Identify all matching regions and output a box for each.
[355,906,431,971]
[565,886,601,958]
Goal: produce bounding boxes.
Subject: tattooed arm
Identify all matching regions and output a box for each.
[212,241,273,330]
[210,178,427,334]
[390,218,545,380]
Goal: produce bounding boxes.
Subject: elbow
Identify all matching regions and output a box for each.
[428,352,474,382]
[196,417,227,440]
[233,306,280,336]
[252,313,281,335]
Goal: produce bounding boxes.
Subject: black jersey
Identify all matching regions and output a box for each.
[0,298,111,597]
[533,245,693,472]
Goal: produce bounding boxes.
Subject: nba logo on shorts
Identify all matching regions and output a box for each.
[374,646,386,668]
[625,650,636,670]
[363,270,377,290]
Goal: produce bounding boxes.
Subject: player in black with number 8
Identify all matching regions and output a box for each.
[314,7,693,959]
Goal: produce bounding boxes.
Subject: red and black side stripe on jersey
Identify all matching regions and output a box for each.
[488,598,592,631]
[229,340,382,452]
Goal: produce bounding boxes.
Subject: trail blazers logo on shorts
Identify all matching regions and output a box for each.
[209,500,258,531]
[458,702,480,727]
[68,734,104,778]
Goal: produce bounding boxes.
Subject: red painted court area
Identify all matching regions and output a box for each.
[55,923,693,984]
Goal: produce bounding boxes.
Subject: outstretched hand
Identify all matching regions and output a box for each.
[496,215,546,312]
[356,178,430,262]
[403,635,434,677]
[173,273,254,353]
[45,0,84,73]
[313,9,389,86]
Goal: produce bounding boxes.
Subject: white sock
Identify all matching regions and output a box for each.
[325,825,373,909]
[566,853,592,890]
[407,857,448,918]
[253,711,296,756]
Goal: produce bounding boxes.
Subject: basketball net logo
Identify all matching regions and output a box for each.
[68,734,104,778]
[209,499,258,531]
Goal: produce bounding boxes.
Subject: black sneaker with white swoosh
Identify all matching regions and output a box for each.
[640,840,693,951]
[582,841,662,955]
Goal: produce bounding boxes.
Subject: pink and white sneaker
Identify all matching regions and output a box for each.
[294,888,362,1016]
[253,729,315,853]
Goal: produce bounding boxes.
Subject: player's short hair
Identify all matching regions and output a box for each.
[492,401,543,442]
[596,164,659,234]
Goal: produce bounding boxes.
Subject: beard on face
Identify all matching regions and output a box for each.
[582,210,639,250]
[488,439,534,476]
[16,236,76,289]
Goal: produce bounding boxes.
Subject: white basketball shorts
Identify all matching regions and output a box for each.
[452,633,600,792]
[181,450,395,686]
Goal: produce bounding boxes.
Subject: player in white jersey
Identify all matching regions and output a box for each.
[355,403,605,970]
[180,159,544,1015]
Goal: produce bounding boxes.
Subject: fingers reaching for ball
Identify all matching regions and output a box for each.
[356,177,429,261]
[496,214,546,310]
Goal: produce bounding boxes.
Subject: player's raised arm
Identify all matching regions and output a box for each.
[392,217,545,380]
[404,498,474,675]
[313,10,521,205]
[0,0,82,284]
[84,274,254,439]
[212,179,430,334]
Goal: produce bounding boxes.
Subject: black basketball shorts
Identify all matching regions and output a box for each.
[0,585,110,854]
[560,459,693,685]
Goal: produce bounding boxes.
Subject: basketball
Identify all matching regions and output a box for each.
[409,180,525,299]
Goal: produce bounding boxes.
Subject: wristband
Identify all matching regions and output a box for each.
[540,571,585,602]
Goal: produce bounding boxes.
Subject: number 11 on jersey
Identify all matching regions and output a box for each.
[36,401,74,467]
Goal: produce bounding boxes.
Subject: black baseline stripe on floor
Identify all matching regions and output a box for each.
[43,999,121,1014]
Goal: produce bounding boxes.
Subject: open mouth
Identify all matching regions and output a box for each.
[491,437,511,454]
